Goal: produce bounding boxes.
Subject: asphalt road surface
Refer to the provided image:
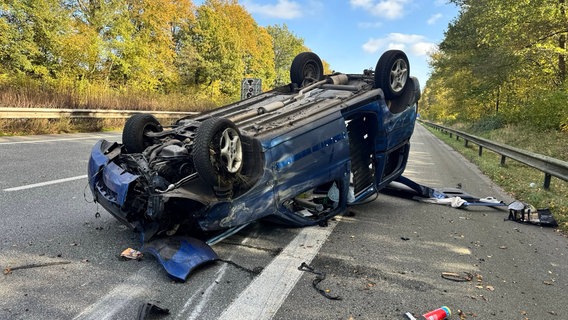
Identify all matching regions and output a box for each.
[1,124,566,320]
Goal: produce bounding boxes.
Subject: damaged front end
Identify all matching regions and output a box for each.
[88,136,222,281]
[88,139,212,239]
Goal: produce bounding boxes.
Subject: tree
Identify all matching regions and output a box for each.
[0,0,71,79]
[180,0,275,102]
[266,24,307,86]
[425,0,568,129]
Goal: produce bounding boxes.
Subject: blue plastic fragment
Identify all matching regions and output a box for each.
[142,236,218,281]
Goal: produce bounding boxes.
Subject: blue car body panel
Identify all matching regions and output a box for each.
[142,236,218,282]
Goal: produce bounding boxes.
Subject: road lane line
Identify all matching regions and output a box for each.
[187,264,229,320]
[3,175,87,191]
[217,219,339,320]
[0,134,119,145]
[73,266,155,320]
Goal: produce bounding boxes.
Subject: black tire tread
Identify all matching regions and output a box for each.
[193,117,241,188]
[374,50,410,99]
[122,114,161,153]
[290,52,324,87]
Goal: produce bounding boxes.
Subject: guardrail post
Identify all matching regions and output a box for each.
[500,155,506,166]
[478,146,483,156]
[464,140,469,147]
[544,173,551,190]
[449,132,452,138]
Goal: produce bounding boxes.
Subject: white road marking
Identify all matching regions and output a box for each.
[0,134,119,145]
[3,175,87,191]
[187,264,229,320]
[176,283,209,318]
[73,266,155,320]
[217,219,339,320]
[72,217,337,320]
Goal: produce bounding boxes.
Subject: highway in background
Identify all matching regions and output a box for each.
[1,125,567,319]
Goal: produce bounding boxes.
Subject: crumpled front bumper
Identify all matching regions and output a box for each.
[88,140,139,227]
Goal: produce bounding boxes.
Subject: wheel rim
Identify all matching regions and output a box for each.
[389,58,408,93]
[304,63,317,79]
[302,61,320,84]
[219,127,242,173]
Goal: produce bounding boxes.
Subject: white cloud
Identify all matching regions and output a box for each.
[351,0,374,7]
[242,0,303,19]
[362,33,436,56]
[427,13,443,25]
[411,42,437,56]
[350,0,411,20]
[362,38,386,53]
[358,21,383,28]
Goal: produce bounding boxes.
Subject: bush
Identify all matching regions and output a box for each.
[510,89,568,130]
[469,113,506,132]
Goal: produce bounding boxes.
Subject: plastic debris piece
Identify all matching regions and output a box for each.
[121,248,143,260]
[422,306,451,320]
[137,301,169,320]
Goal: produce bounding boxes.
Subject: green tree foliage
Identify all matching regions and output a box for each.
[424,0,568,130]
[0,0,312,107]
[0,0,71,79]
[266,24,308,86]
[177,0,275,102]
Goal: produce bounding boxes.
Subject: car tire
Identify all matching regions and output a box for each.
[122,114,162,153]
[290,52,324,87]
[193,117,243,189]
[388,76,421,114]
[374,50,410,99]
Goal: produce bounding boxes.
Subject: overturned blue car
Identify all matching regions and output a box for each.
[87,50,420,280]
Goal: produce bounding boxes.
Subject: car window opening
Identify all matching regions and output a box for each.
[346,114,376,197]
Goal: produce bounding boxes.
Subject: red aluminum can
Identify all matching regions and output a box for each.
[421,306,451,320]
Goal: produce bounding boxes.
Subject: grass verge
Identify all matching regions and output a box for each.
[425,125,568,234]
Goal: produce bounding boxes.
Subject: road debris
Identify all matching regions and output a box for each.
[441,271,473,282]
[404,311,417,319]
[422,306,451,320]
[404,306,451,320]
[137,301,169,320]
[298,262,342,300]
[507,202,558,227]
[3,261,71,275]
[120,248,143,260]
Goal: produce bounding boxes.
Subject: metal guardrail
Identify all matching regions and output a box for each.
[421,120,568,190]
[0,107,197,119]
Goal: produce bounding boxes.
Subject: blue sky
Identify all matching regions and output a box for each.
[239,0,460,85]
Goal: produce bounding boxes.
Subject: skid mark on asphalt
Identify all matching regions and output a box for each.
[217,219,339,320]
